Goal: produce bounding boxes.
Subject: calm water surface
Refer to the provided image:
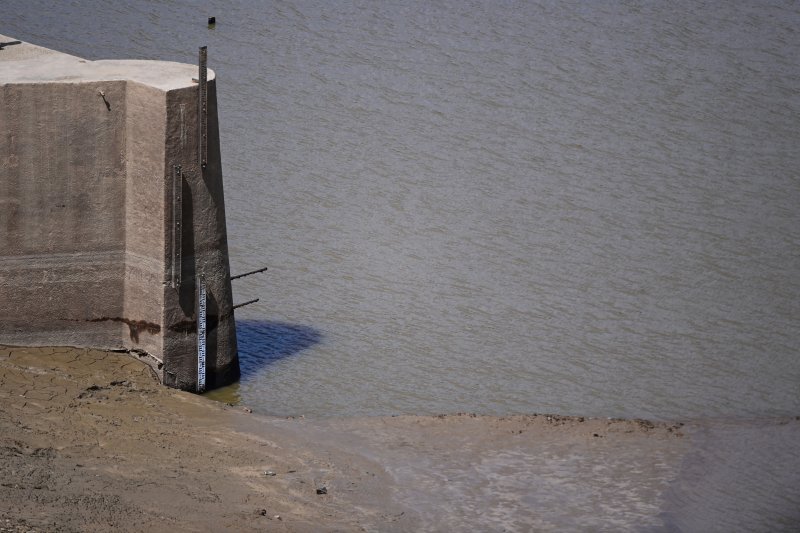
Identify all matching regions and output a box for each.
[5,1,800,420]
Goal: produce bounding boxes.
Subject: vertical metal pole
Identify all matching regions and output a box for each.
[197,276,207,392]
[170,165,182,289]
[198,46,208,169]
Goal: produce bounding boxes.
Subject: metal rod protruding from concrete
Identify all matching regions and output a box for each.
[0,40,22,50]
[230,266,269,280]
[232,298,260,311]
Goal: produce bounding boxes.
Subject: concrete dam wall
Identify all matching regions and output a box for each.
[0,35,239,391]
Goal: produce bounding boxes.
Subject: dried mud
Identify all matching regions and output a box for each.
[1,346,797,531]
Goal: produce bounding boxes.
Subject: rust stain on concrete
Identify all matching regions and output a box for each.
[89,317,161,343]
[168,319,197,334]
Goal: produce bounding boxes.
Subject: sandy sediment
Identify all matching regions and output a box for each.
[1,346,798,532]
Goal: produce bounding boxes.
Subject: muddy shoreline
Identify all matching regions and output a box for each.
[1,346,798,531]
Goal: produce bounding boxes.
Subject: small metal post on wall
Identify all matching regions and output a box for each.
[198,46,208,170]
[196,276,207,392]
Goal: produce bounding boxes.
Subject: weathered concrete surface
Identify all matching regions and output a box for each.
[0,35,239,390]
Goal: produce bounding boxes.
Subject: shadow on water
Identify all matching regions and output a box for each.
[204,319,322,405]
[235,319,322,379]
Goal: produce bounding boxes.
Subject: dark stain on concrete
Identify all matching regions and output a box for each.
[168,319,197,334]
[168,313,223,334]
[89,317,161,343]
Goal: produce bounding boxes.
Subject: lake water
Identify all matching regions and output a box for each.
[5,0,800,420]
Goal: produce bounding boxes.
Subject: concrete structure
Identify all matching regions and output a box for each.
[0,35,239,391]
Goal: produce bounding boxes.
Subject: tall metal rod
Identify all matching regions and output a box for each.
[198,46,208,169]
[170,165,182,289]
[230,266,268,280]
